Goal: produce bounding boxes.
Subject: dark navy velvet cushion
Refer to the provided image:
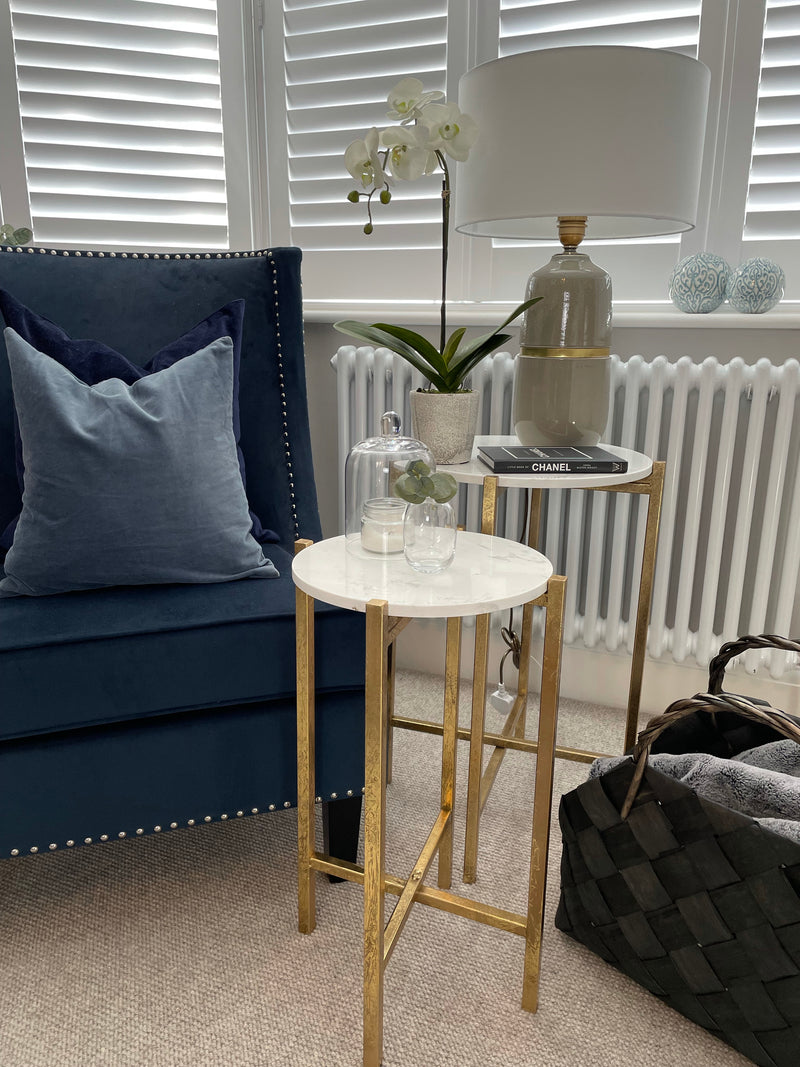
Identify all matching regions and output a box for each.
[0,545,365,741]
[0,287,278,549]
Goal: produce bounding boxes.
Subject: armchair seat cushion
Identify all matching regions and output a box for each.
[0,545,365,742]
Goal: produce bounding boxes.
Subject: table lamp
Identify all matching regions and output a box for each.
[455,46,710,446]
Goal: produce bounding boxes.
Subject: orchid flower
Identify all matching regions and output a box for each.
[421,102,479,162]
[339,77,538,389]
[344,127,387,191]
[386,77,444,123]
[380,125,437,181]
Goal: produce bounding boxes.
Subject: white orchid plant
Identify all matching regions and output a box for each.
[334,78,539,394]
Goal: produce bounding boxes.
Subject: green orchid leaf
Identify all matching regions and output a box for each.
[333,320,449,391]
[429,472,458,503]
[447,297,541,376]
[372,323,448,378]
[441,327,466,367]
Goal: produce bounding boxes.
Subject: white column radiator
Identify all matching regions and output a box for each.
[331,346,800,680]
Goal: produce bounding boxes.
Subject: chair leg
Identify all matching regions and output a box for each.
[322,795,363,883]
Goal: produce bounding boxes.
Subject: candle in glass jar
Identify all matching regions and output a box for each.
[360,497,406,553]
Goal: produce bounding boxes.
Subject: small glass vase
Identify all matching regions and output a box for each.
[403,500,457,574]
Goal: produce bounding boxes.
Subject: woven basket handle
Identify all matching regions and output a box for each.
[708,633,800,694]
[620,690,800,819]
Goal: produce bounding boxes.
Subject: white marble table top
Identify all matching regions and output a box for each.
[438,437,652,489]
[292,532,553,618]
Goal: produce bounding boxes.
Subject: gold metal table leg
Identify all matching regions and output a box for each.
[623,460,665,750]
[438,616,461,890]
[522,575,565,1012]
[363,598,389,1067]
[295,540,316,935]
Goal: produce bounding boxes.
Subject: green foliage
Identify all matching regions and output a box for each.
[0,223,32,247]
[334,297,541,393]
[393,461,458,504]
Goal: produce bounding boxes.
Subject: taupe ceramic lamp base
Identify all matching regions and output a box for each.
[515,216,611,446]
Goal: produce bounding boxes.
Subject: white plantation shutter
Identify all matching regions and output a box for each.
[282,0,448,300]
[8,0,230,250]
[745,0,800,242]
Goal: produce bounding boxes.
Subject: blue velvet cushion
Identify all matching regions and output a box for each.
[0,288,278,549]
[0,329,278,597]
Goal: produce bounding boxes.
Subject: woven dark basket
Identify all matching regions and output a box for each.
[555,635,800,1067]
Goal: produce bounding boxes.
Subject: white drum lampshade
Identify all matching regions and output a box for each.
[455,46,710,446]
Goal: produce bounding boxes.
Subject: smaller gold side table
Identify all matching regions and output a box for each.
[293,532,565,1067]
[394,440,665,885]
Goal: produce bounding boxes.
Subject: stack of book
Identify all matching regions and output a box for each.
[477,444,628,474]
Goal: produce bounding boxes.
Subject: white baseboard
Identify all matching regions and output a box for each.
[395,617,800,719]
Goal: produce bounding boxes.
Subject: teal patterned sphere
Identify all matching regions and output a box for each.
[726,257,785,314]
[669,253,730,313]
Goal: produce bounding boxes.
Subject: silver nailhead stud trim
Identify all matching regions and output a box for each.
[67,840,75,847]
[49,843,57,850]
[251,807,259,814]
[100,834,108,841]
[11,849,19,856]
[136,829,144,835]
[315,797,322,804]
[236,811,244,817]
[187,819,195,826]
[283,801,291,808]
[268,804,275,811]
[154,826,162,832]
[84,837,93,844]
[170,822,178,829]
[330,792,338,799]
[221,814,228,820]
[347,790,353,796]
[204,816,211,823]
[30,846,38,853]
[118,832,126,838]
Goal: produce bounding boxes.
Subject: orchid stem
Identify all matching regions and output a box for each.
[437,151,450,357]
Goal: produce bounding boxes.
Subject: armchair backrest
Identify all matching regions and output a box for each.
[0,246,321,547]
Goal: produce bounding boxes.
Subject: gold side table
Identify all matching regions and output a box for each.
[394,439,664,885]
[293,532,565,1067]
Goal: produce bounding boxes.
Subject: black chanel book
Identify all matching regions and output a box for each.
[477,444,628,474]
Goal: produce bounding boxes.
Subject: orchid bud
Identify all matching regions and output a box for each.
[380,189,391,204]
[363,222,373,235]
[347,190,359,203]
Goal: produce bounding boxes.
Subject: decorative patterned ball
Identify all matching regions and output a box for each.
[668,253,730,313]
[726,257,785,314]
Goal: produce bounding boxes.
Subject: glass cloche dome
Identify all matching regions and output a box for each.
[344,411,435,556]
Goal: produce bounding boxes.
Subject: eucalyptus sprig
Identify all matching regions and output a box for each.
[393,461,458,505]
[0,223,32,247]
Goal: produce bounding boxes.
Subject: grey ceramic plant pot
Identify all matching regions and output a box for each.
[409,389,480,464]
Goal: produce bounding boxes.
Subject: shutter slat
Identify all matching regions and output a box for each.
[25,142,224,179]
[21,117,224,155]
[10,13,217,57]
[32,192,227,223]
[27,169,226,202]
[32,218,228,249]
[16,66,222,106]
[14,40,219,81]
[501,17,699,56]
[19,92,222,132]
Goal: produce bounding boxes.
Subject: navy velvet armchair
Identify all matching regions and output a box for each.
[0,245,365,860]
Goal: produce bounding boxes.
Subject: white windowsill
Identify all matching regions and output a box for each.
[304,300,800,330]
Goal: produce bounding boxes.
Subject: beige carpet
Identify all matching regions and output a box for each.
[0,670,749,1067]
